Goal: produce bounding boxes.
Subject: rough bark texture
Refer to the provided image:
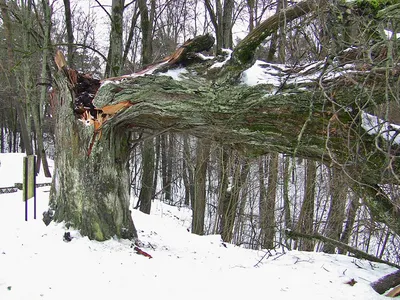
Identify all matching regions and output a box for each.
[49,71,137,241]
[49,0,400,242]
[192,139,210,235]
[138,137,155,214]
[105,0,125,77]
[92,56,400,235]
[323,168,347,253]
[296,160,316,251]
[231,0,326,69]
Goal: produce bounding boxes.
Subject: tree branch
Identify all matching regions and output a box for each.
[231,0,327,70]
[285,230,400,269]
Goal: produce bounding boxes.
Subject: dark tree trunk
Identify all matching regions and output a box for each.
[338,193,359,254]
[105,0,125,77]
[138,0,154,65]
[220,156,249,242]
[182,135,194,207]
[63,0,74,67]
[323,168,347,253]
[262,152,278,249]
[49,67,137,241]
[296,160,316,251]
[161,134,173,203]
[192,139,210,235]
[371,269,400,295]
[138,137,155,214]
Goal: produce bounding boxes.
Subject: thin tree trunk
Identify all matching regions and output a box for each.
[222,0,234,49]
[138,0,154,65]
[221,157,249,242]
[371,269,400,295]
[216,147,230,233]
[182,135,194,207]
[246,0,255,32]
[323,168,347,253]
[161,134,173,203]
[338,193,359,254]
[138,137,155,214]
[296,160,317,251]
[122,2,139,68]
[105,0,125,77]
[63,0,74,67]
[192,139,210,235]
[283,156,292,229]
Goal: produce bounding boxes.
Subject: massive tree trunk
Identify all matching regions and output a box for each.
[48,0,400,242]
[49,64,137,241]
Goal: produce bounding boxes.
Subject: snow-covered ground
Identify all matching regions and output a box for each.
[0,153,396,299]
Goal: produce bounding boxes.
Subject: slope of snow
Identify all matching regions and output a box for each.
[0,154,396,299]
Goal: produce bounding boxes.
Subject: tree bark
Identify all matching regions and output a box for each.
[49,67,137,241]
[264,152,278,249]
[296,160,316,251]
[323,168,347,253]
[220,156,249,242]
[63,0,74,67]
[138,137,155,214]
[105,0,125,77]
[371,269,400,295]
[192,138,210,235]
[138,0,154,65]
[338,192,359,254]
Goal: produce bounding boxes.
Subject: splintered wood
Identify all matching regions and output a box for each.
[55,34,215,155]
[98,101,133,116]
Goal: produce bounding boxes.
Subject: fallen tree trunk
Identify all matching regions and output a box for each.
[48,0,400,241]
[285,229,400,269]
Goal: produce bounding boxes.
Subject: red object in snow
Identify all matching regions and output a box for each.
[134,246,153,259]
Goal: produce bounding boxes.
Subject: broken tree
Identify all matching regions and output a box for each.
[48,0,400,243]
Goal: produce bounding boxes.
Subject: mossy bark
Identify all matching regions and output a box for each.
[49,75,137,241]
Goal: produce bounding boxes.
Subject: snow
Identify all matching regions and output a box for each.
[361,112,400,144]
[210,48,232,69]
[196,53,214,60]
[383,29,400,40]
[158,67,189,81]
[241,60,283,87]
[0,153,396,299]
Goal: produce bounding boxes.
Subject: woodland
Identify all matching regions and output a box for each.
[1,0,400,293]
